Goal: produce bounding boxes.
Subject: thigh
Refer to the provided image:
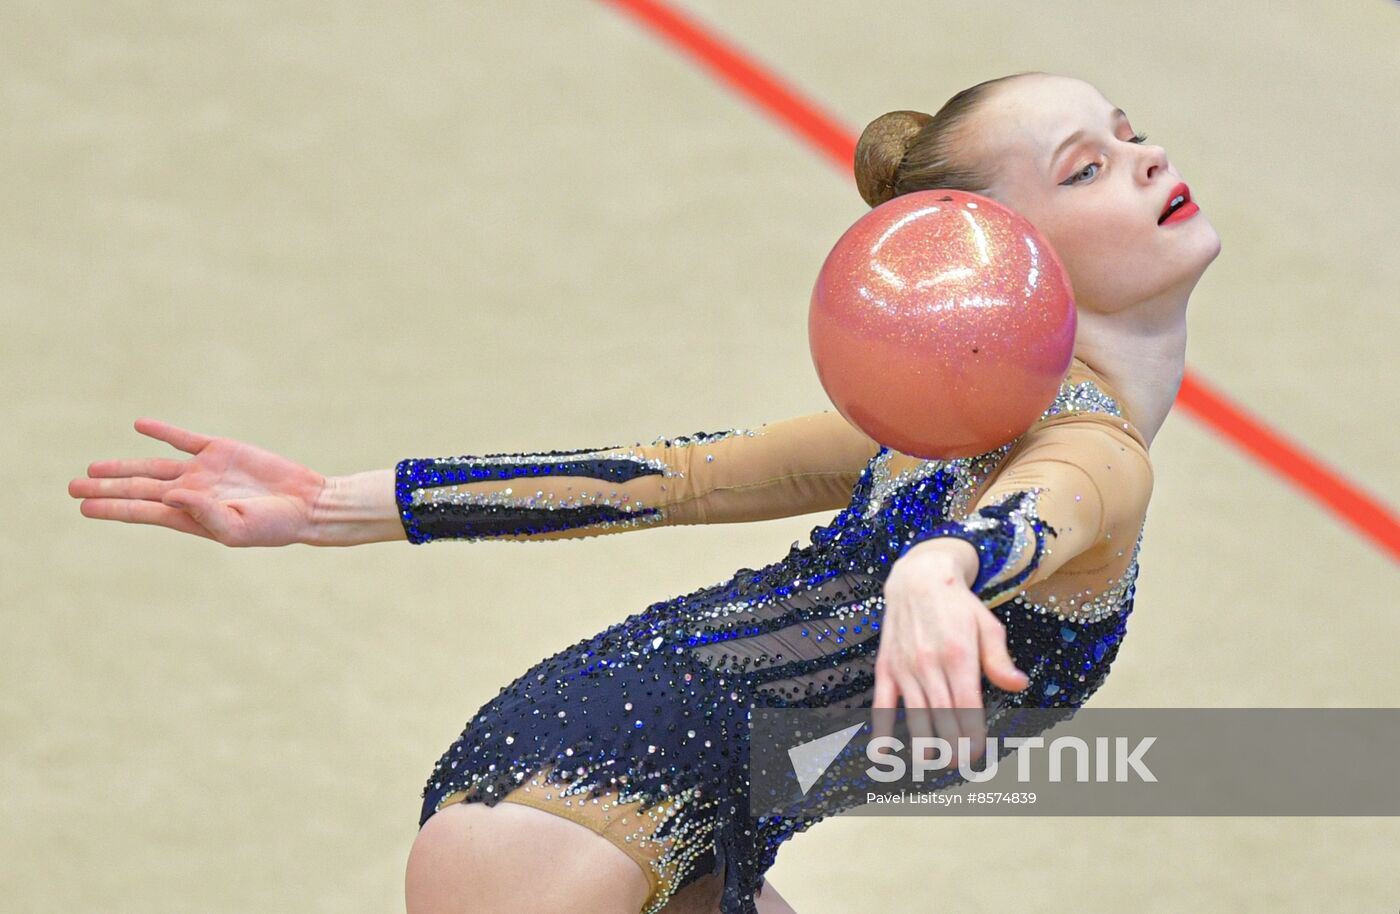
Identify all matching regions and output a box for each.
[654,870,723,914]
[652,873,798,914]
[406,799,652,914]
[754,881,799,914]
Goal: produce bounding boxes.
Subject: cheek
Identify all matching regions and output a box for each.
[1042,212,1145,302]
[1042,221,1100,278]
[1016,196,1143,291]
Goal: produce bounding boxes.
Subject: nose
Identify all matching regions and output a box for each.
[1141,143,1171,183]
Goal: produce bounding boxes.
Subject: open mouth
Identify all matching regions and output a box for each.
[1158,182,1195,225]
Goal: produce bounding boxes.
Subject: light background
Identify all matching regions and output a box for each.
[5,1,1398,911]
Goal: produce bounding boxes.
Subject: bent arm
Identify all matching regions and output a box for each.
[899,411,1154,613]
[307,410,881,546]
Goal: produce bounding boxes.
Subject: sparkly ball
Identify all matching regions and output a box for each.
[809,190,1076,460]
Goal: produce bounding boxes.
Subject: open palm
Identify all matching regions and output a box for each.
[68,418,328,547]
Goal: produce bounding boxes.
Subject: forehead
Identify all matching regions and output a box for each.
[974,76,1116,180]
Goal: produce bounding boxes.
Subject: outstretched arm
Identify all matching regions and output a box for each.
[327,410,881,546]
[71,412,881,547]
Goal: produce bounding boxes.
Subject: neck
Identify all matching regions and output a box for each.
[1072,288,1190,450]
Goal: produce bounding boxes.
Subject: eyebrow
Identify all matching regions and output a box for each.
[1049,108,1128,171]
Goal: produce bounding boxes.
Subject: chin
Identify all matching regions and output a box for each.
[1171,221,1223,285]
[1194,216,1224,264]
[1191,232,1223,281]
[1206,227,1224,262]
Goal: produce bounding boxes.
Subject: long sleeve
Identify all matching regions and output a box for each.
[900,407,1154,614]
[395,410,882,544]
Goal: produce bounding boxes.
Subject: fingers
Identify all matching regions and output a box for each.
[133,418,214,455]
[872,668,961,771]
[937,630,987,765]
[895,674,938,768]
[84,457,185,480]
[77,497,215,541]
[69,474,174,502]
[877,575,1023,776]
[977,609,1030,693]
[871,665,900,746]
[917,671,965,769]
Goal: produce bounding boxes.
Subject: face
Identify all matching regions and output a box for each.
[972,75,1222,314]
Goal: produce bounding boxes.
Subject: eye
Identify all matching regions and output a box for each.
[1062,161,1101,186]
[1060,133,1150,186]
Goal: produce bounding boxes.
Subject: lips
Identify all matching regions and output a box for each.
[1158,182,1192,224]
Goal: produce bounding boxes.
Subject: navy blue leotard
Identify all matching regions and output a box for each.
[401,356,1153,914]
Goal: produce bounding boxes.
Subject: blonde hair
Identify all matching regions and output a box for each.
[854,71,1045,208]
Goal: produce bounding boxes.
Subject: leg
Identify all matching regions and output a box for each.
[650,871,799,914]
[754,881,799,914]
[654,871,722,914]
[405,799,652,914]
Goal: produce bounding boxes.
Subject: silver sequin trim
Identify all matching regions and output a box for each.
[647,428,760,448]
[425,450,682,473]
[1044,379,1124,420]
[972,488,1047,594]
[860,442,1012,521]
[864,374,1126,520]
[864,375,1141,622]
[407,431,763,544]
[1009,520,1145,623]
[413,485,668,521]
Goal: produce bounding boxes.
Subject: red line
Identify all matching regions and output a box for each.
[600,0,1400,563]
[1175,376,1400,559]
[600,0,854,166]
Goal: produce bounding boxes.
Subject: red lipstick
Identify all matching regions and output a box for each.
[1158,182,1198,226]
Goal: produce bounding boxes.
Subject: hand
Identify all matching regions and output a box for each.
[68,417,328,547]
[872,539,1030,768]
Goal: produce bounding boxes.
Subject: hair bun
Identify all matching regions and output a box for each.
[854,110,934,208]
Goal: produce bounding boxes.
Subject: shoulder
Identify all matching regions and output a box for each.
[991,358,1156,504]
[1035,357,1150,455]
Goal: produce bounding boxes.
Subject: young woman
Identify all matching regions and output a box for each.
[70,71,1220,914]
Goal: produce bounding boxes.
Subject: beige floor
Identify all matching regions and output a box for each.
[5,1,1398,911]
